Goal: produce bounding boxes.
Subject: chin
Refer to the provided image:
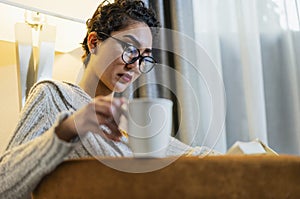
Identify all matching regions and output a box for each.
[112,82,129,93]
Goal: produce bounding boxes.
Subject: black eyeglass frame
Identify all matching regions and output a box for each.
[97,32,157,74]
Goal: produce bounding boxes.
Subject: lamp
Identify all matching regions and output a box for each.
[15,11,56,109]
[0,0,112,109]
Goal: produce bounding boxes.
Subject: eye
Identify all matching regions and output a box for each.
[124,45,139,56]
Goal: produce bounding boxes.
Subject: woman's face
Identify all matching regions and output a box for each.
[90,22,153,93]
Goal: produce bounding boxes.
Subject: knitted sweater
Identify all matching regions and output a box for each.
[0,80,219,199]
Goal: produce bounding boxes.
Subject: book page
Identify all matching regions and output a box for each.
[227,139,278,155]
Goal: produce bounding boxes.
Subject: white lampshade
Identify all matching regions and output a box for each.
[0,0,112,52]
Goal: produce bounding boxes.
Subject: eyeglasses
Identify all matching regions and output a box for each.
[98,32,157,74]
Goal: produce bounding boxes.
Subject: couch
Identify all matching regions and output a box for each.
[32,155,300,199]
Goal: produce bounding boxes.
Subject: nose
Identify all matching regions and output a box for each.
[125,58,140,72]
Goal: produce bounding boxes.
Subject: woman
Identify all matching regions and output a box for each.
[0,1,218,198]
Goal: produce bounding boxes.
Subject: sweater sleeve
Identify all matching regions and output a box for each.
[0,83,77,199]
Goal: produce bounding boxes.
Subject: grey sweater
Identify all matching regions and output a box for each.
[0,80,219,199]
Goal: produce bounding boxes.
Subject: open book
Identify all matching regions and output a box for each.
[227,139,278,155]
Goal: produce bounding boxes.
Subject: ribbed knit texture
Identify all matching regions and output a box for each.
[0,80,220,199]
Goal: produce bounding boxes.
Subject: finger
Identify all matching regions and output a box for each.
[93,101,114,117]
[95,96,126,111]
[96,125,120,142]
[95,108,121,125]
[96,100,125,125]
[120,103,128,119]
[111,97,127,107]
[103,119,122,137]
[98,123,122,142]
[93,97,127,125]
[96,114,122,137]
[110,98,128,124]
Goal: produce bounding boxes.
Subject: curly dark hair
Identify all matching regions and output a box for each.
[81,0,161,65]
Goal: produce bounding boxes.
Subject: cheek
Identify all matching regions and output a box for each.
[99,59,124,88]
[100,60,118,81]
[95,55,122,79]
[96,48,123,72]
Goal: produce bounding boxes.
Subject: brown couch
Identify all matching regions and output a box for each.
[32,155,300,199]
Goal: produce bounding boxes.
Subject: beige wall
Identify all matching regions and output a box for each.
[0,63,19,153]
[0,40,83,153]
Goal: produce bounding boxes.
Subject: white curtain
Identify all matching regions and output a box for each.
[192,0,300,154]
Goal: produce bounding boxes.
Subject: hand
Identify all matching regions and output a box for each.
[55,96,126,142]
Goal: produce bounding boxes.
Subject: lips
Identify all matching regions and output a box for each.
[118,73,133,83]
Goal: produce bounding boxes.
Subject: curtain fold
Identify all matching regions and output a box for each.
[235,0,268,143]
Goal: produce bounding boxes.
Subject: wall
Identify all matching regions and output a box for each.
[0,40,83,153]
[0,65,19,153]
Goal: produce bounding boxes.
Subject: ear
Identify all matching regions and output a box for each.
[87,32,99,53]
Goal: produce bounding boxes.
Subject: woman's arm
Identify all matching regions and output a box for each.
[0,81,126,199]
[0,119,75,199]
[0,83,77,199]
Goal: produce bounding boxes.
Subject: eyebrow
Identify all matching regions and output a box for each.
[123,35,141,47]
[123,35,152,53]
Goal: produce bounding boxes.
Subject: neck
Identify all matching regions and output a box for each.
[78,67,114,98]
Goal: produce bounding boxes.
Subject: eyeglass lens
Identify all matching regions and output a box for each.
[122,45,156,73]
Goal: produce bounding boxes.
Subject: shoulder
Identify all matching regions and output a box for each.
[25,80,66,105]
[27,79,91,110]
[28,79,86,101]
[29,80,73,95]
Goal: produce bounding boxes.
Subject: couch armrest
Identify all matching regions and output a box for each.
[32,155,300,199]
